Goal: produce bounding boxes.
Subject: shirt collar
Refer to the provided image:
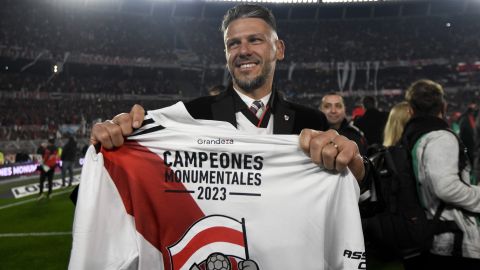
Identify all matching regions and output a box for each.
[233,87,272,108]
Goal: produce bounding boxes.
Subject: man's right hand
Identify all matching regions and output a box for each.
[90,104,145,149]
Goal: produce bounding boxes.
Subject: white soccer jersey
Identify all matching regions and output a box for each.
[69,102,365,270]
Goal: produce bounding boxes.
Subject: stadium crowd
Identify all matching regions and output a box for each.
[1,1,480,65]
[0,0,479,155]
[1,2,479,269]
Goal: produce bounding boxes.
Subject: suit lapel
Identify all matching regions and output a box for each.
[273,100,295,134]
[211,85,296,134]
[271,90,295,134]
[211,87,238,128]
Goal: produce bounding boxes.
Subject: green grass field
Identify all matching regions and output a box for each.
[0,180,75,270]
[0,177,403,270]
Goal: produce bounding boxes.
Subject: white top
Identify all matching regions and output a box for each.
[233,88,273,134]
[69,102,364,270]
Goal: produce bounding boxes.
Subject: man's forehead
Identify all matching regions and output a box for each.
[323,95,344,104]
[224,17,274,39]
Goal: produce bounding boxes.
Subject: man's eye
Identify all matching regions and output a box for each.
[227,41,239,48]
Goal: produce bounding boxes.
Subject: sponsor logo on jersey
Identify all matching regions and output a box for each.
[343,249,366,269]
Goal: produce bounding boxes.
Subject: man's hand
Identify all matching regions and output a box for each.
[90,104,145,149]
[299,129,365,183]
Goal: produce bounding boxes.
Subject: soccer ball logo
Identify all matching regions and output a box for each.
[206,253,231,270]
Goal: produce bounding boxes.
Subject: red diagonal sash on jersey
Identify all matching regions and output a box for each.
[102,141,205,270]
[101,141,248,270]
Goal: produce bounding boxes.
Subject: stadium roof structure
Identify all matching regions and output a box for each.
[51,0,479,19]
[204,0,432,3]
[203,0,374,3]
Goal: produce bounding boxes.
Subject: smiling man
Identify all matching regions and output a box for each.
[87,4,368,182]
[70,4,373,269]
[224,15,284,99]
[320,93,368,155]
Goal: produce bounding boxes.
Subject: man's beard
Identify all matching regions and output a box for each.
[230,63,271,93]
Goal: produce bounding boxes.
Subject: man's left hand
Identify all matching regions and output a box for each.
[299,129,365,183]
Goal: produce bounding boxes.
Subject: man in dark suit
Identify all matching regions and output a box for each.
[89,4,367,183]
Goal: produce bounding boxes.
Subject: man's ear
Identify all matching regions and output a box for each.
[275,39,285,61]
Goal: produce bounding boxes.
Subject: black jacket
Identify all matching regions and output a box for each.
[354,108,388,146]
[337,119,368,156]
[61,138,77,162]
[185,85,329,134]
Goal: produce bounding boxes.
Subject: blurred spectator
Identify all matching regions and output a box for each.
[319,93,368,155]
[383,101,411,147]
[61,134,77,187]
[351,97,365,121]
[402,79,480,269]
[449,111,462,134]
[354,96,388,147]
[37,137,58,200]
[459,101,478,162]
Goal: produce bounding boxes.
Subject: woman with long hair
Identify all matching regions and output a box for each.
[383,101,411,147]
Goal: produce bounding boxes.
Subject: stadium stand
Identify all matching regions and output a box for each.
[1,3,480,270]
[0,0,479,148]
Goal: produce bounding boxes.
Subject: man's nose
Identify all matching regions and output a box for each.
[239,42,252,56]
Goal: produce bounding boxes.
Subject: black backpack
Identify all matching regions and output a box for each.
[360,135,464,259]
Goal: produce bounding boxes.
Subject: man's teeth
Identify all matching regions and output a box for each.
[240,63,256,69]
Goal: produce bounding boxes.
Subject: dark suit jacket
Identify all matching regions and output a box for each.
[354,108,388,146]
[185,86,329,134]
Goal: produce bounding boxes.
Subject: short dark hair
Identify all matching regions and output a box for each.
[362,96,376,109]
[321,92,345,106]
[405,79,445,116]
[221,4,277,33]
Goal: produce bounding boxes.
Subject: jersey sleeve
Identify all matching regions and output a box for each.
[68,146,139,270]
